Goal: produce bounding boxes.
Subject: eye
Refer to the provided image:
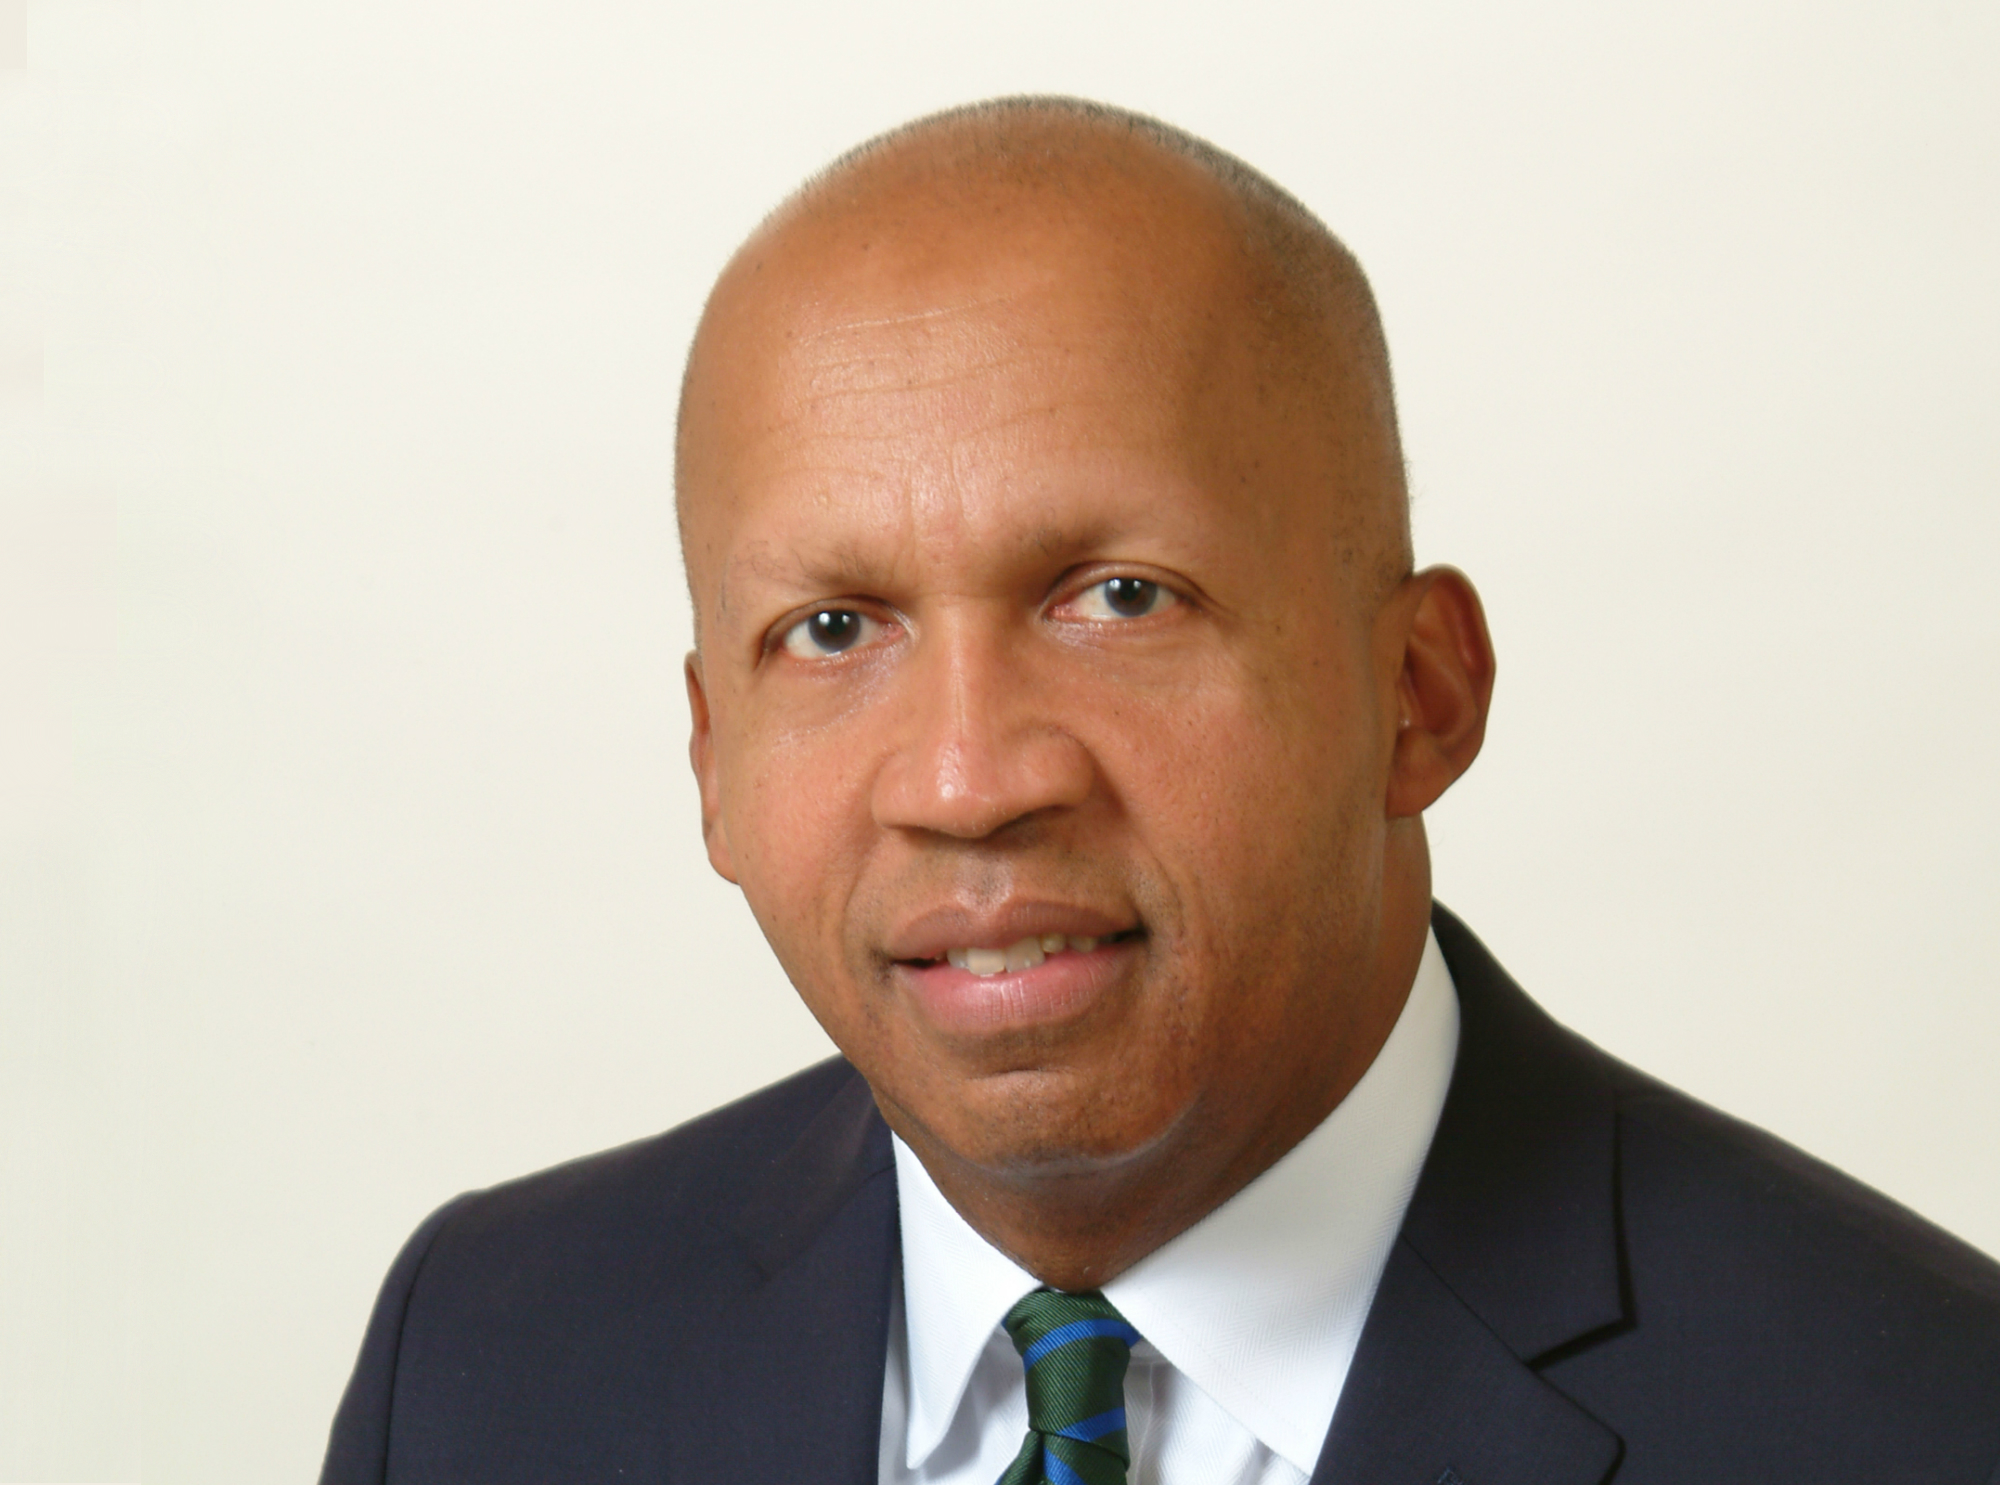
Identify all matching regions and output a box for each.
[1070,576,1178,621]
[777,607,882,659]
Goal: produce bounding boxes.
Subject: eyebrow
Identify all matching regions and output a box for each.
[720,533,895,608]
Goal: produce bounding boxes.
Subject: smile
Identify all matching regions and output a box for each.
[890,924,1141,1038]
[941,934,1103,977]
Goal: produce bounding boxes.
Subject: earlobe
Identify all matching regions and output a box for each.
[1384,567,1496,819]
[684,652,739,883]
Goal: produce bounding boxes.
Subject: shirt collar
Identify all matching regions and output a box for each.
[893,927,1460,1473]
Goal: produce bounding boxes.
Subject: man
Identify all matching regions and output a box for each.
[321,98,2000,1485]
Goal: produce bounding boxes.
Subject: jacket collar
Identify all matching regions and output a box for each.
[1403,905,1626,1361]
[663,1067,898,1485]
[734,1066,894,1277]
[1308,904,1628,1485]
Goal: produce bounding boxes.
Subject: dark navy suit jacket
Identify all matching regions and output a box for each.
[321,908,2000,1484]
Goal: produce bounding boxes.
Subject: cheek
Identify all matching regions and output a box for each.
[1103,643,1381,875]
[1089,645,1386,1030]
[714,709,878,998]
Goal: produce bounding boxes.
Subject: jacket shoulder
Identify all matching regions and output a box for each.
[434,1052,868,1250]
[320,1055,887,1485]
[1552,1065,2000,1478]
[1618,1078,2000,1311]
[1429,905,2000,1476]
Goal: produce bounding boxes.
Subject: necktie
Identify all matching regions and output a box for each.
[996,1288,1142,1485]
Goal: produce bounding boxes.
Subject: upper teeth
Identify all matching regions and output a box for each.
[946,934,1102,976]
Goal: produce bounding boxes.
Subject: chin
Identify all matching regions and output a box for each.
[922,1069,1190,1182]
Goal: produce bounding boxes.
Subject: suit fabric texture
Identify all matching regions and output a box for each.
[320,907,2000,1484]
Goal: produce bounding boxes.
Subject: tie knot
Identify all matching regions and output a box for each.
[999,1290,1142,1484]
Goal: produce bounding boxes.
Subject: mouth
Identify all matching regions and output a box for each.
[903,928,1142,977]
[888,925,1145,1038]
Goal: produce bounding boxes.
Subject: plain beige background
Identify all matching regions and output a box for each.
[3,0,1996,1480]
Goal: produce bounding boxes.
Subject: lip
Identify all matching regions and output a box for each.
[883,898,1142,1040]
[893,934,1141,1038]
[884,900,1135,964]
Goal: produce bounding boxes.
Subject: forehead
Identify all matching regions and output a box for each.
[678,189,1287,591]
[730,180,1246,405]
[757,271,1225,497]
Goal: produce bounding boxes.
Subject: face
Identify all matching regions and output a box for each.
[680,185,1414,1193]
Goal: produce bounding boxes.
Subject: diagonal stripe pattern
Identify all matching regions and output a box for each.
[996,1289,1142,1485]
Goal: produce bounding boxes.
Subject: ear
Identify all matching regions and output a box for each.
[1384,566,1495,819]
[684,651,739,883]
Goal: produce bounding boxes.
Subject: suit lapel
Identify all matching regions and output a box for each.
[1402,907,1626,1358]
[663,1068,899,1485]
[1310,1239,1621,1485]
[1307,907,1631,1485]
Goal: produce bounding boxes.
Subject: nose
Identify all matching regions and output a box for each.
[870,612,1095,840]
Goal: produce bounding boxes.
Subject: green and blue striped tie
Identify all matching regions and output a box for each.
[996,1288,1142,1485]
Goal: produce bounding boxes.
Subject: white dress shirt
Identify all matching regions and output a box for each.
[878,928,1460,1485]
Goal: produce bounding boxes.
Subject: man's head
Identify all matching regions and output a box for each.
[676,98,1493,1284]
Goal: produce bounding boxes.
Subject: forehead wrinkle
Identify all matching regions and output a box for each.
[716,466,963,594]
[789,363,1044,420]
[779,324,1189,450]
[791,330,1045,405]
[773,398,1118,474]
[792,292,1024,343]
